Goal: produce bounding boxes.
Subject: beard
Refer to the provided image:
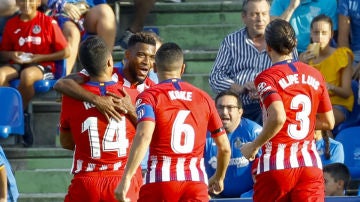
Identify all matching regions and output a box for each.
[129,65,146,84]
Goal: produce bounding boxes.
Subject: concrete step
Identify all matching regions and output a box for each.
[19,193,66,202]
[114,1,243,50]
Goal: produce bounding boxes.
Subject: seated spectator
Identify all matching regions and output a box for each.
[204,90,262,198]
[0,0,69,147]
[315,130,344,166]
[270,0,338,54]
[240,158,259,199]
[323,163,351,196]
[0,145,19,202]
[338,0,360,80]
[300,14,354,127]
[47,0,116,74]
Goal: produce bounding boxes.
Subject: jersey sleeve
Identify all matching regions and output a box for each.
[59,95,72,132]
[50,18,68,51]
[207,96,226,138]
[136,91,156,123]
[255,71,282,109]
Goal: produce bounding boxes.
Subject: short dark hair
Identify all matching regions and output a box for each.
[323,163,351,191]
[127,32,157,49]
[78,36,110,77]
[155,42,184,72]
[215,90,243,109]
[265,19,297,55]
[242,0,270,14]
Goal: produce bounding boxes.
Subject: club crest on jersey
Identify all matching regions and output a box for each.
[257,82,271,96]
[32,25,41,34]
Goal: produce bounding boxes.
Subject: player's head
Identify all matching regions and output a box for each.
[215,90,243,134]
[125,32,156,84]
[241,0,270,38]
[310,14,334,50]
[16,0,41,17]
[78,36,113,77]
[323,163,350,196]
[155,42,184,74]
[265,19,297,55]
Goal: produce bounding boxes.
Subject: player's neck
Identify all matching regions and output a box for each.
[270,53,293,64]
[89,75,113,83]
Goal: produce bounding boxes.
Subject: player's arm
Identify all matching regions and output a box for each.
[59,130,75,151]
[270,0,300,21]
[54,73,123,121]
[208,133,231,195]
[0,165,7,202]
[241,101,286,160]
[315,111,335,131]
[114,121,155,201]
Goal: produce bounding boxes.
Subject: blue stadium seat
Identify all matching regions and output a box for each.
[0,87,24,138]
[9,60,66,93]
[335,126,360,179]
[333,80,360,135]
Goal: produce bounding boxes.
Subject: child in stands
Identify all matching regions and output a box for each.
[323,162,351,196]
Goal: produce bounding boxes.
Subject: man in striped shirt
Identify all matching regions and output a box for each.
[209,0,297,126]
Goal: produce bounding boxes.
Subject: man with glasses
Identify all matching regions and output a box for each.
[204,90,262,198]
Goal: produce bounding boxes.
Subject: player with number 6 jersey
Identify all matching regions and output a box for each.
[115,43,231,202]
[240,19,335,202]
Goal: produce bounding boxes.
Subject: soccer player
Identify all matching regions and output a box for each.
[54,32,157,123]
[241,19,335,201]
[59,36,142,201]
[114,42,231,202]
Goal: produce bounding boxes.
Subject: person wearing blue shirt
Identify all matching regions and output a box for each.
[315,130,345,166]
[270,0,338,53]
[204,90,262,198]
[0,146,19,202]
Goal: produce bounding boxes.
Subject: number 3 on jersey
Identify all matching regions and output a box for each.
[171,110,195,154]
[288,94,311,140]
[82,117,129,158]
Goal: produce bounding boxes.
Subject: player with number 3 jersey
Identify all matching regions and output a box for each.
[241,20,335,202]
[115,43,231,202]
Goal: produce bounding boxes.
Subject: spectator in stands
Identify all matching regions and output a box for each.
[240,157,259,199]
[315,130,344,166]
[0,0,69,147]
[241,19,335,202]
[300,14,354,127]
[204,90,262,198]
[46,0,116,74]
[0,145,19,202]
[338,0,360,80]
[59,36,142,201]
[0,0,18,35]
[54,32,156,125]
[323,163,351,196]
[209,0,297,126]
[270,0,338,54]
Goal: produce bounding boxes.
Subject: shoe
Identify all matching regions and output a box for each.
[23,112,34,147]
[114,29,135,50]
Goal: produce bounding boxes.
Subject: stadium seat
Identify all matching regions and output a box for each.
[335,126,360,179]
[333,80,360,135]
[0,87,24,138]
[9,60,66,93]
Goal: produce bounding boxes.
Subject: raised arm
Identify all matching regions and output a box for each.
[270,0,300,21]
[0,165,7,202]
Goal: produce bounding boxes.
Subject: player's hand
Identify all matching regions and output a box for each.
[93,94,122,122]
[208,175,224,195]
[114,179,131,202]
[116,88,136,117]
[240,142,259,161]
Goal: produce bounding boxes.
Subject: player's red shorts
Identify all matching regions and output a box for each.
[138,181,209,202]
[64,168,142,202]
[253,167,324,202]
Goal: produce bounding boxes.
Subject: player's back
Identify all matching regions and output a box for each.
[61,81,136,174]
[137,79,222,183]
[255,61,332,171]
